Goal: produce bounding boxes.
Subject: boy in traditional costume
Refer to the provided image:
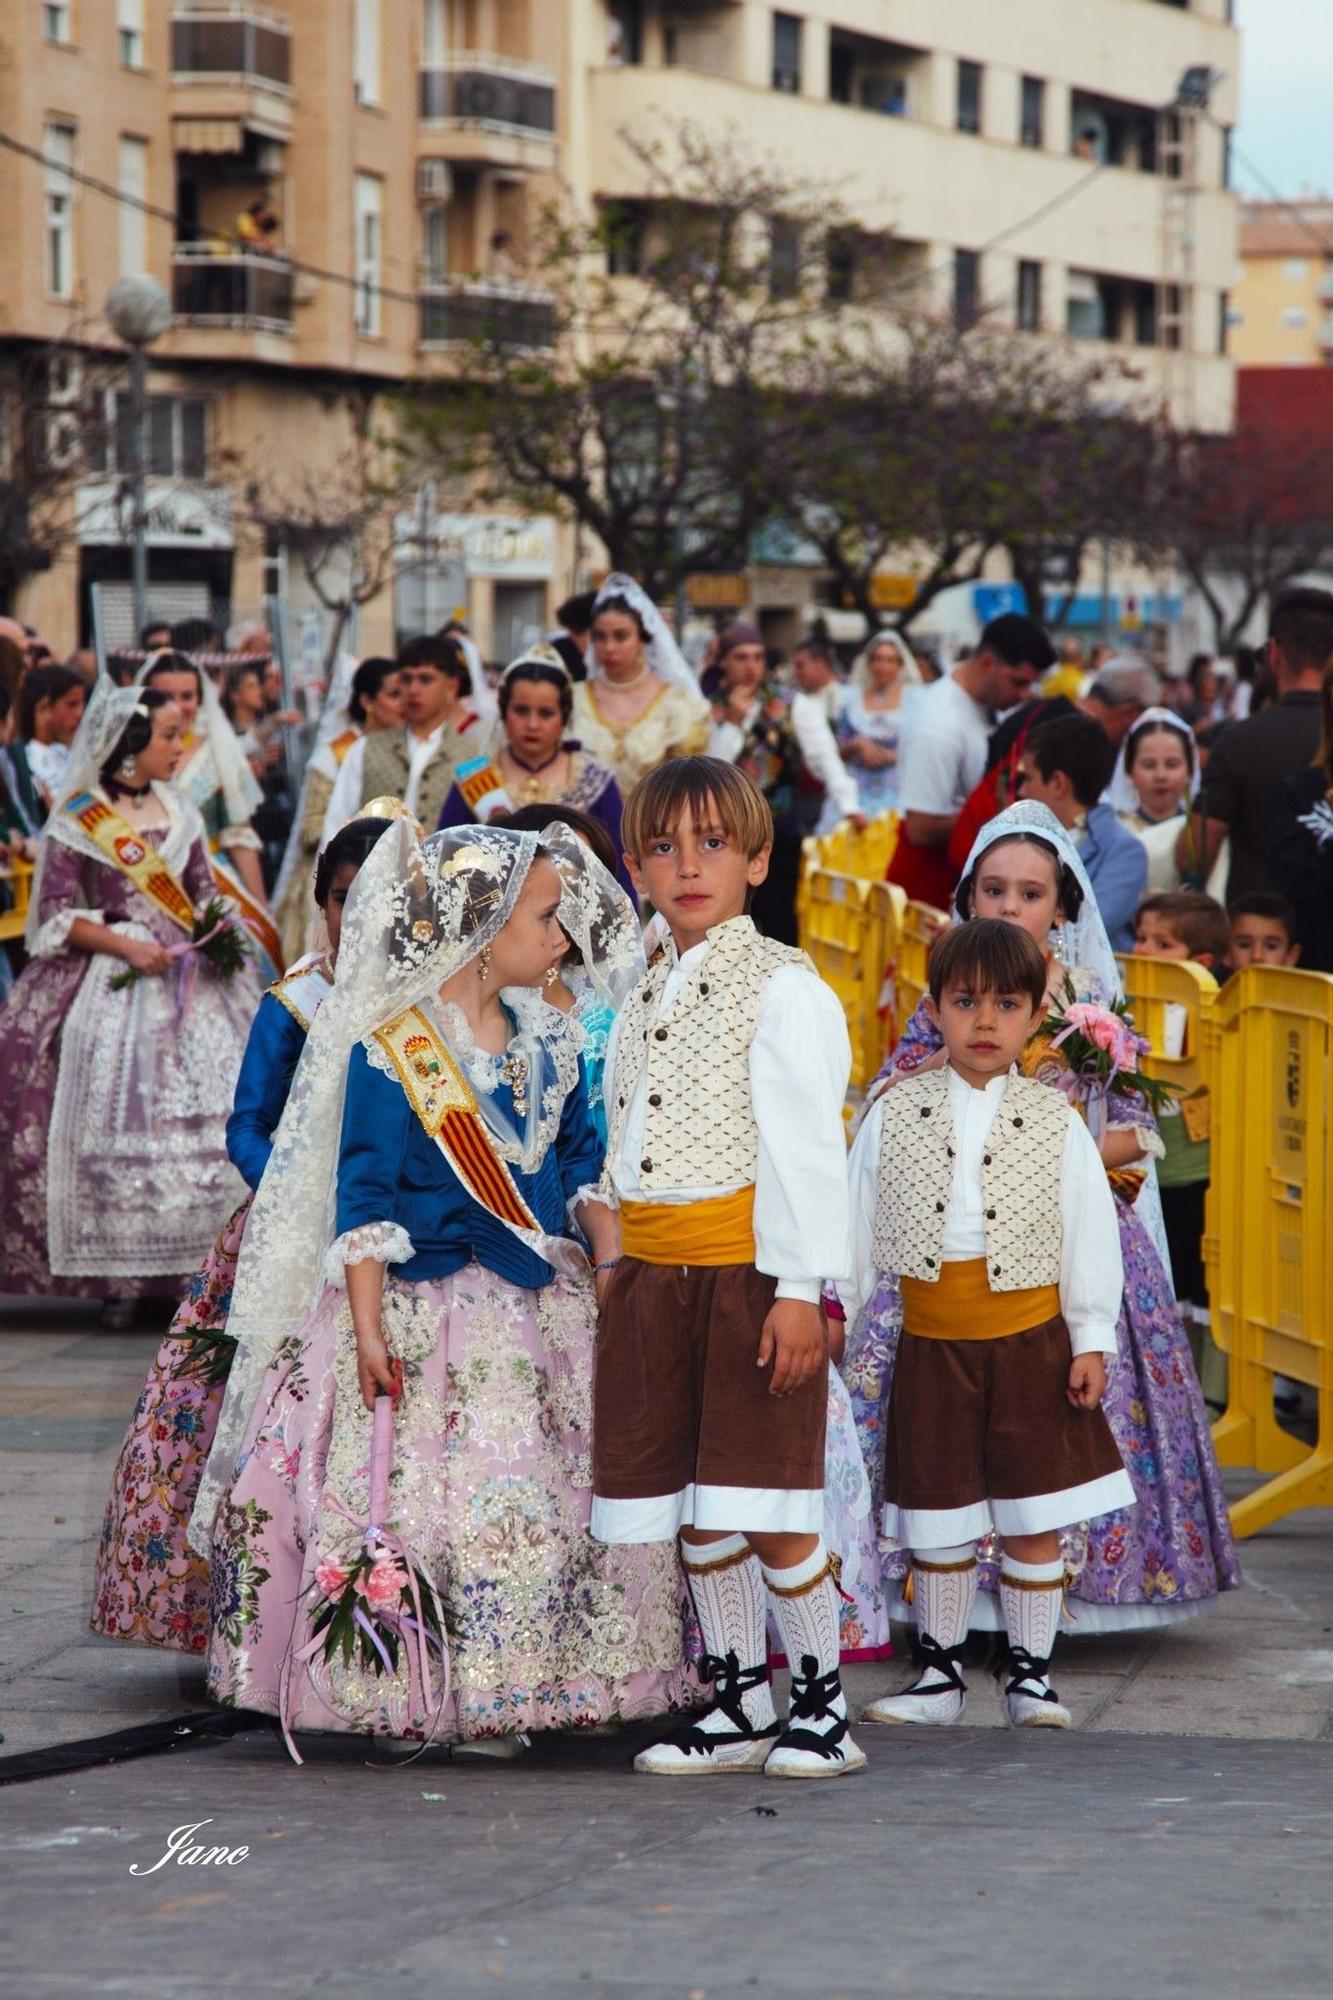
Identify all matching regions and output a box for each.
[844,919,1134,1729]
[592,756,863,1779]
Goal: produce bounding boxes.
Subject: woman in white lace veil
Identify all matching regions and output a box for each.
[1,674,259,1316]
[571,573,709,794]
[133,650,263,840]
[23,679,160,948]
[192,817,698,1749]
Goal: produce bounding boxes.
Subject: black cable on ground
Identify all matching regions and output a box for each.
[0,1708,270,1787]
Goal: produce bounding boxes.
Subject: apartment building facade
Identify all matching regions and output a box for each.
[0,0,565,655]
[1230,200,1333,367]
[0,0,1240,656]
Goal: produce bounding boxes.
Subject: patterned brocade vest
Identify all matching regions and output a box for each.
[360,724,469,833]
[872,1067,1067,1291]
[606,916,812,1192]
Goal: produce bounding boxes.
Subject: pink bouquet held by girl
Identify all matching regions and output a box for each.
[1034,977,1176,1125]
[280,1384,449,1764]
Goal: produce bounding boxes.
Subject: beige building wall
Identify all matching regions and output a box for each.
[1231,201,1333,367]
[0,0,563,656]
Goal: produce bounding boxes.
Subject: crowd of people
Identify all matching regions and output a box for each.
[0,572,1329,1773]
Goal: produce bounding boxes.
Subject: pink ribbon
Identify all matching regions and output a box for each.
[164,916,229,1028]
[279,1390,451,1767]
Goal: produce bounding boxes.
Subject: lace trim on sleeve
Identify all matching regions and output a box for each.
[323,1221,414,1286]
[220,823,263,852]
[29,907,104,959]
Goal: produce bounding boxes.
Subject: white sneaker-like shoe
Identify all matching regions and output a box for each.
[862,1678,966,1727]
[634,1653,780,1776]
[763,1656,867,1779]
[862,1636,968,1727]
[1000,1648,1073,1730]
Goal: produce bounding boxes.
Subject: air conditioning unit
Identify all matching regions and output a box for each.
[417,159,453,202]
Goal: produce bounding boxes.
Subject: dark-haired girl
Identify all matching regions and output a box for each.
[91,815,392,1653]
[437,645,629,887]
[9,662,87,823]
[840,799,1239,1636]
[0,682,264,1316]
[570,573,708,793]
[273,657,405,964]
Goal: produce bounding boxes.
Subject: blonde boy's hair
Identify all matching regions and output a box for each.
[621,756,773,861]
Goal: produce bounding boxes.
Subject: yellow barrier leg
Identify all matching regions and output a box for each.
[1228,1439,1333,1539]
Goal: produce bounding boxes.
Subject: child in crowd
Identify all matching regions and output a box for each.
[1227,892,1301,971]
[1015,710,1147,951]
[591,756,863,1779]
[1131,888,1230,1400]
[844,921,1133,1729]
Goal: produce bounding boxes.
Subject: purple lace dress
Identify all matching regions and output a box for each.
[842,986,1241,1633]
[0,811,258,1299]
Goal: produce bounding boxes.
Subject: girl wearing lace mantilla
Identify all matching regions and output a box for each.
[191,819,697,1753]
[0,680,263,1322]
[91,814,393,1654]
[570,574,709,796]
[841,800,1240,1636]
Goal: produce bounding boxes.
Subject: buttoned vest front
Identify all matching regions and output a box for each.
[873,1067,1067,1290]
[607,917,811,1192]
[360,725,468,833]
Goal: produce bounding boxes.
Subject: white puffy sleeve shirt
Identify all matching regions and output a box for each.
[606,953,852,1304]
[842,1067,1123,1357]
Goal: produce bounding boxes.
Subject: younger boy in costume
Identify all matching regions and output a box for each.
[591,756,862,1778]
[843,920,1134,1729]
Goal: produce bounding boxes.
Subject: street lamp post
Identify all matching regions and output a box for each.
[104,276,173,637]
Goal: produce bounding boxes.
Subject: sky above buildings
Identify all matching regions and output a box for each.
[1234,0,1333,199]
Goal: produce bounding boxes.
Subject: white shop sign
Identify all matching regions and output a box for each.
[76,481,234,550]
[427,513,556,579]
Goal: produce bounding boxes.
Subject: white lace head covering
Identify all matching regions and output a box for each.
[1106,705,1201,815]
[850,629,924,693]
[501,640,572,688]
[23,677,157,947]
[189,819,619,1552]
[542,817,645,1011]
[134,649,263,826]
[957,798,1120,1003]
[956,796,1174,1277]
[592,572,699,695]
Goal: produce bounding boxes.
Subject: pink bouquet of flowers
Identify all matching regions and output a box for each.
[280,1390,449,1763]
[1036,979,1175,1119]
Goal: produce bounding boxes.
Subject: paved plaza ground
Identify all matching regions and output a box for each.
[2,1303,1331,1999]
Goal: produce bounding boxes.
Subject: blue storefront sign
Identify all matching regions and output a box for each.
[972,583,1027,622]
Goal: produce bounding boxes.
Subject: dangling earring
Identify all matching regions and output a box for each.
[544,963,559,989]
[477,942,492,985]
[1050,922,1069,967]
[118,755,138,782]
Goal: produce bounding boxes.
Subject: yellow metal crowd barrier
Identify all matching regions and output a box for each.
[1203,968,1333,1536]
[804,868,1333,1539]
[0,857,34,944]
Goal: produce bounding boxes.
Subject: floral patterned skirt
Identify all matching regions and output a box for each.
[90,1199,249,1653]
[841,1195,1241,1633]
[206,1265,701,1744]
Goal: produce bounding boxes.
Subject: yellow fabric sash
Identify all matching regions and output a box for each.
[210,854,284,973]
[371,1006,545,1236]
[620,1186,757,1267]
[64,791,194,935]
[901,1258,1061,1342]
[456,758,508,816]
[328,728,359,767]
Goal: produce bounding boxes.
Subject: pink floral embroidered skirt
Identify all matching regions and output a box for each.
[90,1199,249,1653]
[205,1265,700,1744]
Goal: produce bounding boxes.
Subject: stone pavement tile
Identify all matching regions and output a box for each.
[1,1730,1330,2000]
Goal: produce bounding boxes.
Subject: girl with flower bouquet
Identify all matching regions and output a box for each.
[0,680,265,1323]
[190,821,697,1756]
[91,812,396,1654]
[841,800,1239,1638]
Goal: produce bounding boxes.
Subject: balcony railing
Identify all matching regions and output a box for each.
[171,6,291,89]
[419,55,556,137]
[418,280,554,350]
[173,250,293,331]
